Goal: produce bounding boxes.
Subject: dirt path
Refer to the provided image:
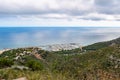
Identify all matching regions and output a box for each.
[33,53,42,60]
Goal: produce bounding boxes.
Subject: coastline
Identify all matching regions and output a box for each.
[0,49,10,55]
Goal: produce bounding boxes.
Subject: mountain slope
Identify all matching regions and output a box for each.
[0,45,120,80]
[1,44,120,80]
[0,38,120,79]
[83,37,120,50]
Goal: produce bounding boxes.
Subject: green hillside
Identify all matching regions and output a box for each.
[0,38,120,79]
[83,37,120,50]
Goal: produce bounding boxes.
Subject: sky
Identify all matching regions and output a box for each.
[0,27,120,49]
[0,0,120,49]
[0,0,120,26]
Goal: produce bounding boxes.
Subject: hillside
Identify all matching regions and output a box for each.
[83,37,120,50]
[0,44,120,79]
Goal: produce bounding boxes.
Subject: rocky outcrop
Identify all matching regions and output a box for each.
[109,55,120,69]
[11,65,29,70]
[13,47,43,62]
[13,77,27,80]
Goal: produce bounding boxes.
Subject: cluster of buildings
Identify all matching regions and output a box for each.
[40,43,82,51]
[0,43,82,55]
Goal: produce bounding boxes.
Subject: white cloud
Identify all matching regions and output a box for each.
[0,0,120,26]
[0,0,94,15]
[95,0,120,14]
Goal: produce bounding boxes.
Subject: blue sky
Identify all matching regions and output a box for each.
[0,27,120,49]
[0,0,120,26]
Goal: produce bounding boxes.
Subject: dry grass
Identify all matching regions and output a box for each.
[0,69,75,80]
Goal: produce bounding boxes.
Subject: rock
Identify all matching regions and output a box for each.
[14,56,20,60]
[11,65,29,70]
[13,77,27,80]
[114,65,119,69]
[110,43,116,46]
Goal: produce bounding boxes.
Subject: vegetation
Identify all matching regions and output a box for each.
[0,69,74,80]
[83,37,120,50]
[0,38,120,79]
[25,60,44,71]
[0,58,13,68]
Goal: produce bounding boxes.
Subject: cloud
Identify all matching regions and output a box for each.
[0,0,93,15]
[0,0,120,22]
[94,0,120,14]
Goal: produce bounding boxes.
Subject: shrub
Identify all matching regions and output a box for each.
[25,60,44,71]
[0,58,13,68]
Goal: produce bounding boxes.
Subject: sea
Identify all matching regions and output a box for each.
[0,27,120,50]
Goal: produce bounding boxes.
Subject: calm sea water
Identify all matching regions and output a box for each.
[0,27,120,50]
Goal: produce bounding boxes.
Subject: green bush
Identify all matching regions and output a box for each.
[25,60,44,71]
[0,58,13,68]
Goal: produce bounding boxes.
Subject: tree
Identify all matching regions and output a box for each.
[0,58,13,68]
[25,60,44,71]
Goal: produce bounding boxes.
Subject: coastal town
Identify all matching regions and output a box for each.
[0,43,82,55]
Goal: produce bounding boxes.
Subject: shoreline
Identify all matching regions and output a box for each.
[0,49,10,55]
